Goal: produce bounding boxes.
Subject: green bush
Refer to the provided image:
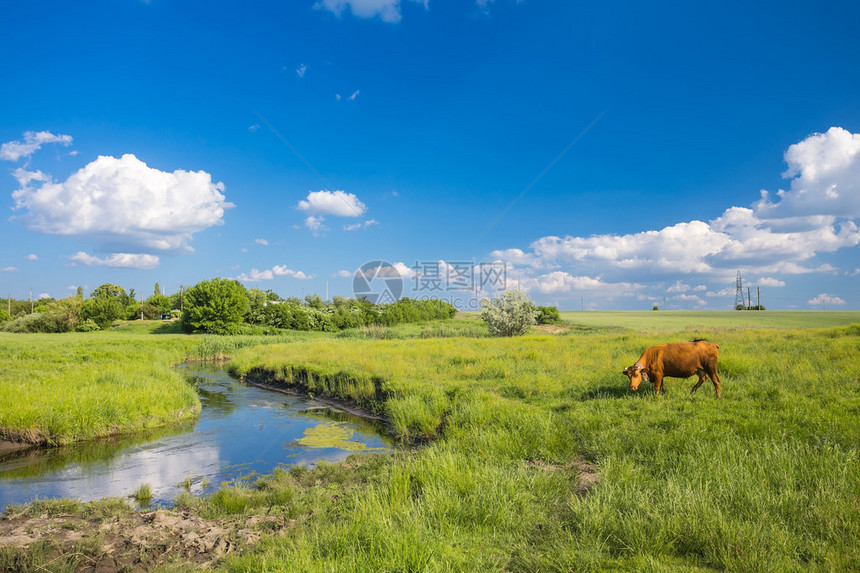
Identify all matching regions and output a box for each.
[74,318,101,332]
[181,278,250,334]
[535,305,562,324]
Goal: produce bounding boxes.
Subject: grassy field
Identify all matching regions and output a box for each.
[216,316,860,571]
[560,310,860,331]
[2,313,859,571]
[0,326,199,446]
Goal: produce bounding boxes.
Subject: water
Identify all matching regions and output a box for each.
[0,363,394,508]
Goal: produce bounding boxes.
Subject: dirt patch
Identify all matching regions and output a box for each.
[529,457,599,495]
[0,506,298,572]
[532,324,572,335]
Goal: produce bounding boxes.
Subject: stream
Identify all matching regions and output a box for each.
[0,363,394,509]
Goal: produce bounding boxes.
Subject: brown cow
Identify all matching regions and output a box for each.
[622,339,722,398]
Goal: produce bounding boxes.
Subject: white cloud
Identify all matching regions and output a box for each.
[344,219,377,231]
[756,277,786,287]
[248,124,260,133]
[349,90,360,101]
[254,238,269,246]
[488,248,540,268]
[666,280,690,293]
[235,268,274,282]
[2,266,18,272]
[334,269,353,278]
[273,265,313,279]
[756,127,860,219]
[304,215,328,236]
[296,63,307,78]
[706,287,736,298]
[488,127,860,308]
[298,190,367,218]
[38,293,50,300]
[524,271,642,296]
[527,220,730,277]
[69,251,160,270]
[1,131,73,162]
[314,0,426,23]
[11,154,232,253]
[236,265,314,283]
[807,293,846,307]
[25,254,38,261]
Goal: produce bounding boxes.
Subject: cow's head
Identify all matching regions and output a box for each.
[622,362,648,391]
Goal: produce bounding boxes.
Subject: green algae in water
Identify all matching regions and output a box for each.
[297,422,388,451]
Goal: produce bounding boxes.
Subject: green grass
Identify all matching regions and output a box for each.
[0,328,200,445]
[3,314,860,570]
[559,310,860,330]
[220,322,860,571]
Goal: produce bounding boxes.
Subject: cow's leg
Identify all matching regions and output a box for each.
[654,374,664,396]
[691,368,707,395]
[709,369,722,399]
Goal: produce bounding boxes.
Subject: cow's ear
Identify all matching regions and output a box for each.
[622,367,629,375]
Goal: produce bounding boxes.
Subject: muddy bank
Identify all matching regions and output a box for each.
[0,503,301,572]
[0,441,33,456]
[238,366,390,424]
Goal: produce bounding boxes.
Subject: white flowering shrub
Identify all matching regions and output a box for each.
[480,289,539,337]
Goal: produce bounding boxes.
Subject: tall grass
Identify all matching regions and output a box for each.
[0,328,199,445]
[221,324,860,570]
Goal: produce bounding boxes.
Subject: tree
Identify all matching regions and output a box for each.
[480,289,539,337]
[181,278,250,334]
[83,283,127,328]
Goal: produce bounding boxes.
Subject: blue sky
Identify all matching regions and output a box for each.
[2,0,859,310]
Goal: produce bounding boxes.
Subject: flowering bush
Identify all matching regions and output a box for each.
[480,289,538,337]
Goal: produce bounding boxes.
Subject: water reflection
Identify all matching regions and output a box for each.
[0,363,393,509]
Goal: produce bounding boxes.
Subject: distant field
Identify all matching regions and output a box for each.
[560,310,860,330]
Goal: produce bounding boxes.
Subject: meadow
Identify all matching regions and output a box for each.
[0,322,315,447]
[1,312,859,571]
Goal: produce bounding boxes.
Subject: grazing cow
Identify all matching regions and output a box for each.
[622,339,722,398]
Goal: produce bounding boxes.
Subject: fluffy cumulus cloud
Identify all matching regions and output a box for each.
[756,277,786,287]
[235,265,313,283]
[314,0,427,23]
[756,127,860,219]
[807,293,846,307]
[297,190,370,236]
[69,251,160,270]
[1,131,73,162]
[298,190,366,217]
[490,127,860,308]
[12,154,232,252]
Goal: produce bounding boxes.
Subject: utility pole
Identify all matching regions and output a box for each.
[747,287,751,309]
[325,281,329,301]
[29,290,33,313]
[757,287,760,309]
[140,292,144,321]
[734,271,744,310]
